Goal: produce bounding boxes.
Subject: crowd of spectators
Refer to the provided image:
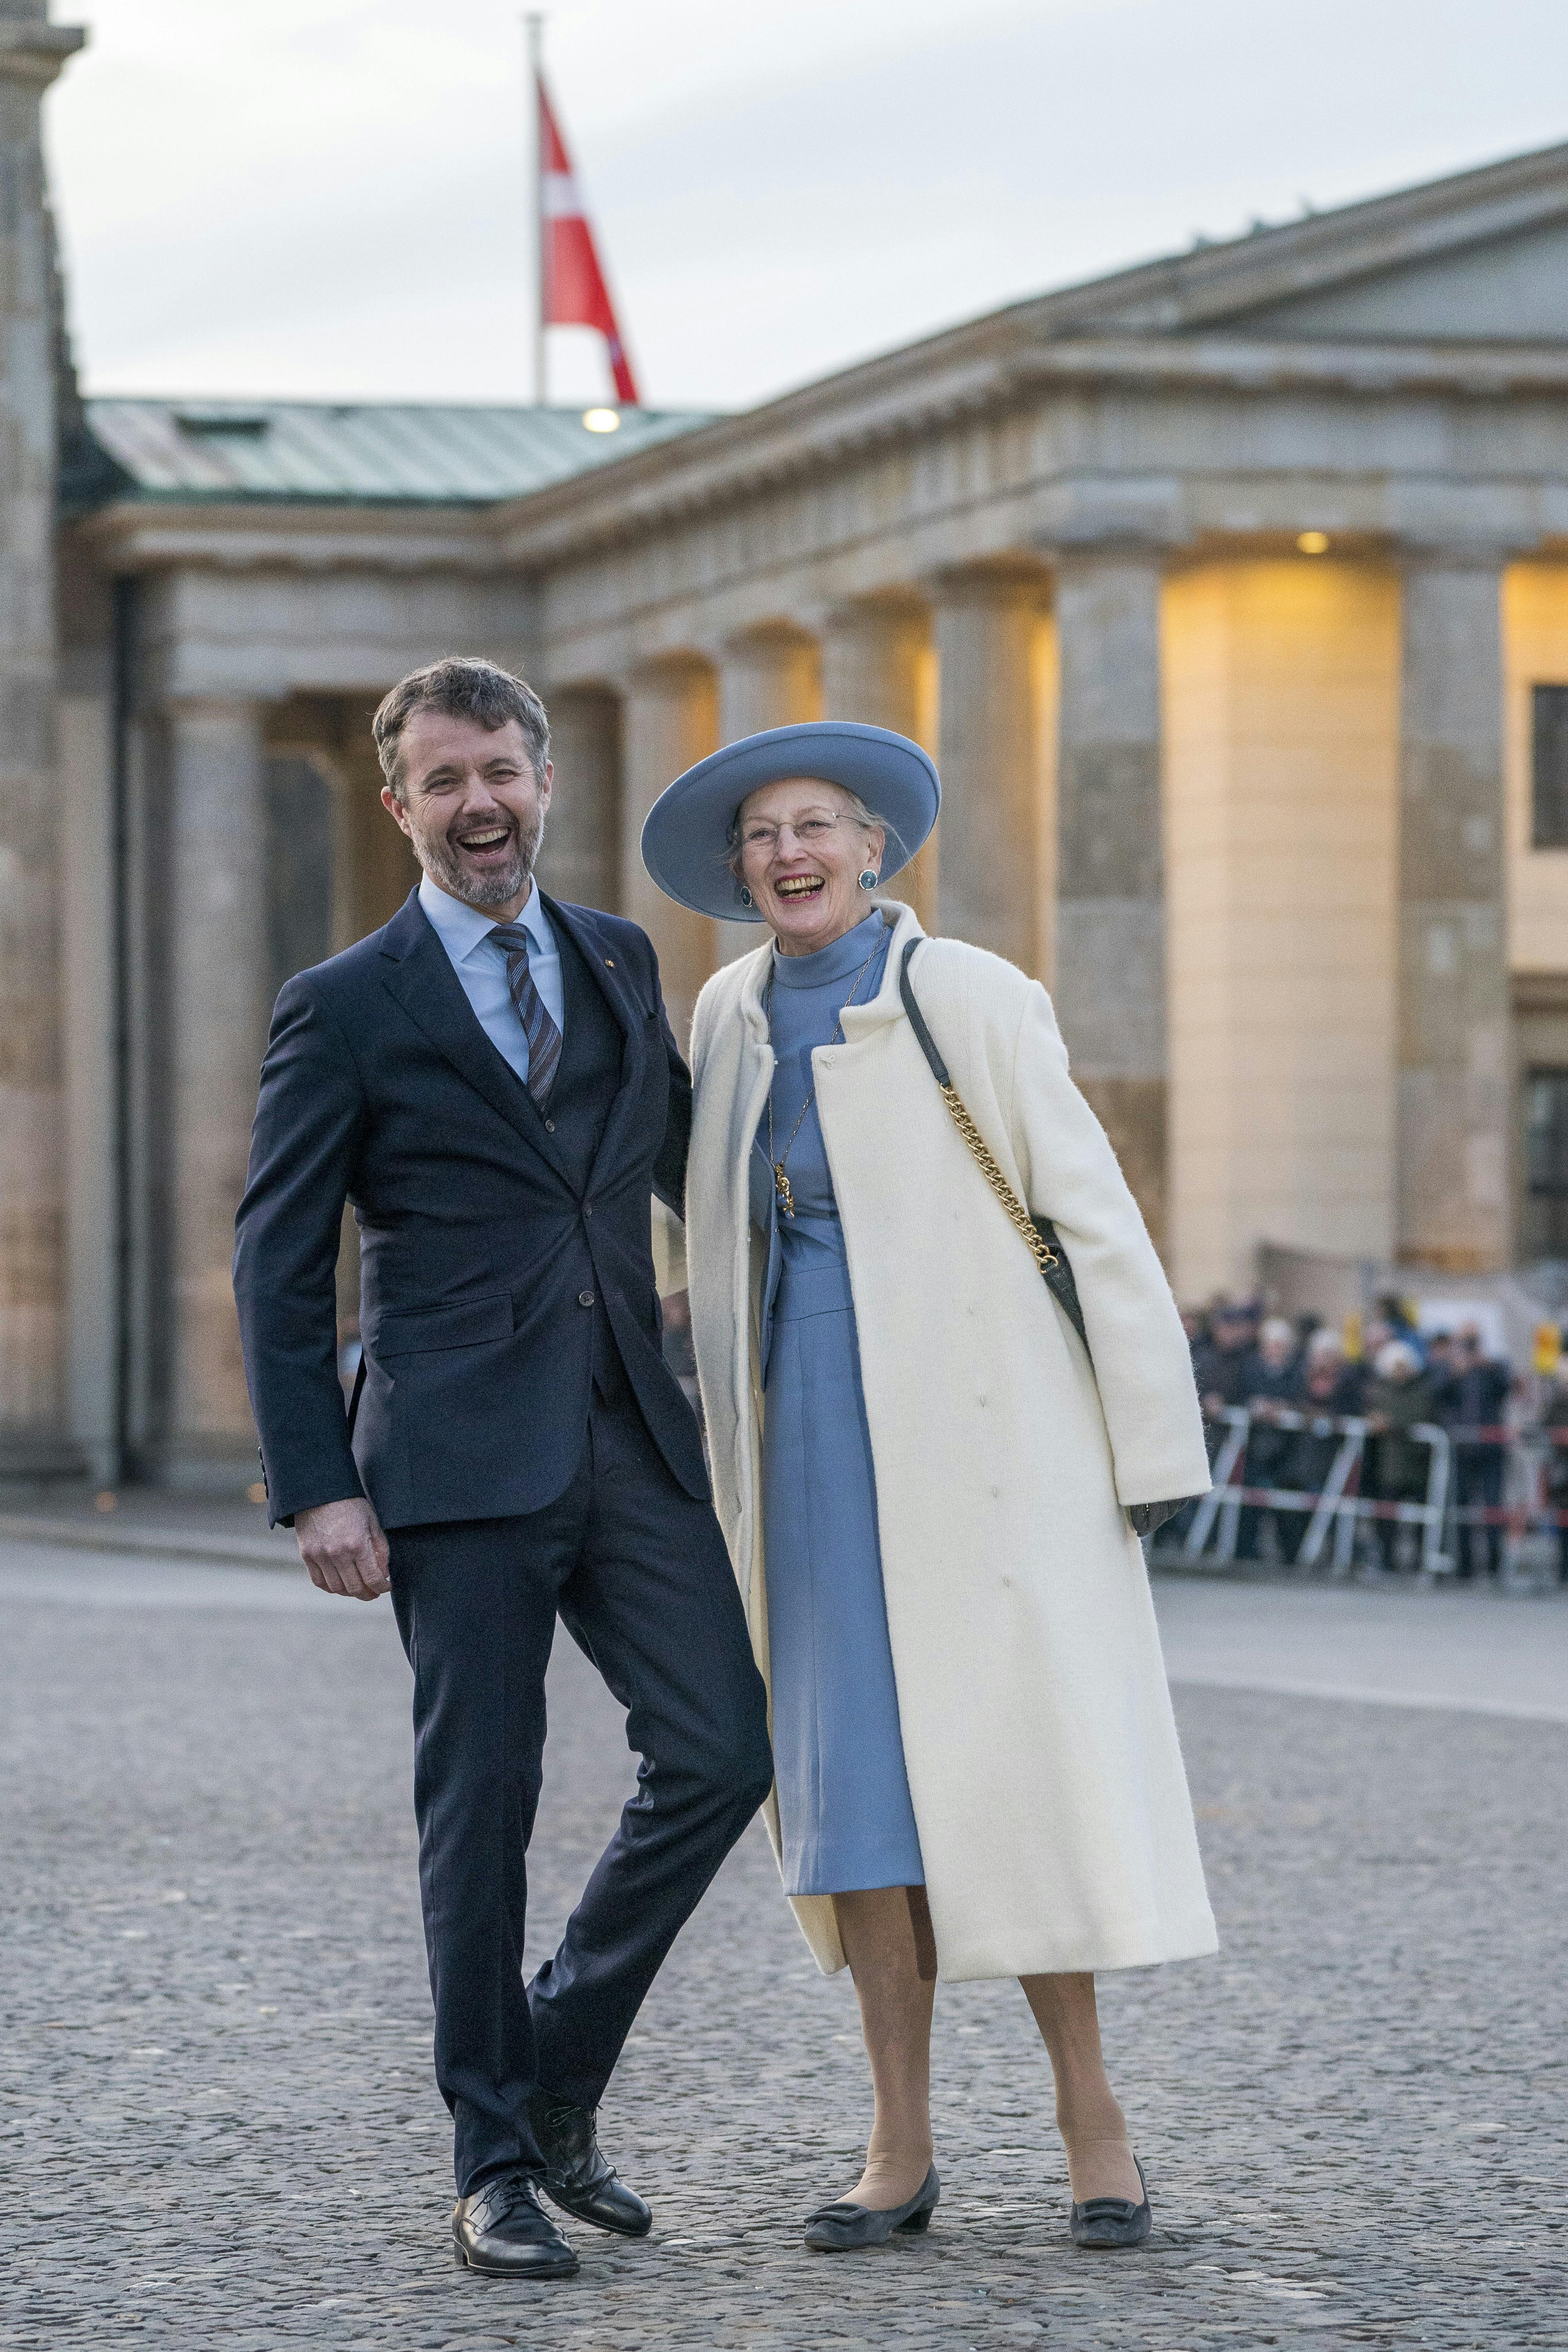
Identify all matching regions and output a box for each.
[1179,1292,1568,1579]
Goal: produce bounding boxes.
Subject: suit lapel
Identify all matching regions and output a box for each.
[543,895,640,1042]
[543,895,646,1192]
[377,891,573,1186]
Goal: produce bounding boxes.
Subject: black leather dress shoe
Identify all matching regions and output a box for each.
[803,2166,940,2251]
[528,2087,652,2238]
[452,2171,579,2278]
[1070,2154,1152,2250]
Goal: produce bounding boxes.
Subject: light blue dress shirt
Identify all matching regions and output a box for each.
[417,872,565,1090]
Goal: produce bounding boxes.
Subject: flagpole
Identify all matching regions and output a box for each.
[525,11,546,407]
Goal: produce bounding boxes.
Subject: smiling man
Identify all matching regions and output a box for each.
[232,658,771,2283]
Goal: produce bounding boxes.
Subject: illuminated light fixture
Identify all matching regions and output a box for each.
[1296,530,1330,555]
[582,407,621,434]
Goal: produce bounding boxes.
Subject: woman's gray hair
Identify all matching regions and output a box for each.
[722,783,904,878]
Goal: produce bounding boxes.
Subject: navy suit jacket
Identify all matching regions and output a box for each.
[233,888,706,1529]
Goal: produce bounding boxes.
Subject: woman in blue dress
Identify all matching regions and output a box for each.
[641,723,1216,2256]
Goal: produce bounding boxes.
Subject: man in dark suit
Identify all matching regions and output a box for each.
[233,658,772,2282]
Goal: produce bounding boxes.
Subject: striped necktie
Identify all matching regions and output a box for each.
[488,923,563,1105]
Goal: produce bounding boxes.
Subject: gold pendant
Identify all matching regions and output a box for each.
[773,1163,796,1219]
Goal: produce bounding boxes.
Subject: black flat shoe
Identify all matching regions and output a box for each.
[1070,2154,1151,2250]
[452,2171,579,2278]
[803,2166,940,2252]
[529,2087,652,2238]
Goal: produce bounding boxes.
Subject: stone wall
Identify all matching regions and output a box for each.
[0,5,83,1478]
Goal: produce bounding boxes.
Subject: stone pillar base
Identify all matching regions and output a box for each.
[0,1430,90,1488]
[143,1435,264,1499]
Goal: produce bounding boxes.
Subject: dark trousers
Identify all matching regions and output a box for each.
[1455,1448,1505,1577]
[388,1379,773,2197]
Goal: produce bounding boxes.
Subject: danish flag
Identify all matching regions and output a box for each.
[538,73,641,405]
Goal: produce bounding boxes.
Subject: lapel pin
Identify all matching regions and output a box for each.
[604,957,615,967]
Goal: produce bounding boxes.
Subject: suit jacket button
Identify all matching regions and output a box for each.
[544,1118,555,1132]
[578,1290,595,1308]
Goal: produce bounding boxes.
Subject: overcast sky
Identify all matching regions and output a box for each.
[44,0,1568,415]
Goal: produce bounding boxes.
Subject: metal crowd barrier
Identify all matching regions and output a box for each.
[1178,1405,1454,1575]
[1162,1402,1568,1578]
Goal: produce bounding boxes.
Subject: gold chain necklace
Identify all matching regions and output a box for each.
[763,936,882,1219]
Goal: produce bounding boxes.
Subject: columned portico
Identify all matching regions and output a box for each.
[1396,555,1512,1272]
[1054,550,1169,1249]
[541,687,621,912]
[718,623,821,742]
[821,598,937,926]
[35,134,1568,1506]
[622,658,719,1045]
[714,626,822,963]
[163,696,270,1482]
[931,569,1051,976]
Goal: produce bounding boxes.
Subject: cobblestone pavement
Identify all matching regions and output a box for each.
[2,1543,1563,2349]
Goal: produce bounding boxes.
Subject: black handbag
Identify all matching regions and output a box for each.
[897,940,1187,1543]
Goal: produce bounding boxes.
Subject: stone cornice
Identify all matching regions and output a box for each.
[0,20,85,87]
[77,498,500,577]
[1055,139,1568,334]
[76,325,1568,585]
[487,333,1568,568]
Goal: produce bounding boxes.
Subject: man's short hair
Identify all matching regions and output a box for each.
[373,657,550,800]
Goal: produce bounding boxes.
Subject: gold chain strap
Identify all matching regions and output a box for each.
[937,1082,1058,1272]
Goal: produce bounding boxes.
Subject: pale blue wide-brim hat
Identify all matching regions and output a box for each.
[640,721,941,923]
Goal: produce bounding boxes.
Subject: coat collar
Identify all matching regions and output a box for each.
[538,891,639,1049]
[415,868,559,979]
[735,899,924,1046]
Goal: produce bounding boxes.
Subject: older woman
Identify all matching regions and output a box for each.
[641,723,1215,2252]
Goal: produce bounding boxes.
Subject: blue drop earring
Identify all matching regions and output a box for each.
[739,886,754,907]
[858,869,879,891]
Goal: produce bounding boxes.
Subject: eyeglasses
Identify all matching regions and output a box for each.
[739,813,853,855]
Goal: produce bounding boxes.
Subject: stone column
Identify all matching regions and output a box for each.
[1396,557,1511,1270]
[540,686,620,911]
[821,597,937,926]
[719,624,822,742]
[164,698,270,1485]
[621,658,718,1051]
[0,7,86,1479]
[715,625,823,962]
[1053,550,1168,1251]
[931,569,1049,972]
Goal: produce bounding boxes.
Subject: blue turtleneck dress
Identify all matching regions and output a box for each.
[751,908,925,1897]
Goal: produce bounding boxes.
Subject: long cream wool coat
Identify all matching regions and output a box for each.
[684,901,1218,1983]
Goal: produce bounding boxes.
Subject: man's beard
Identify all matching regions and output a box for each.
[423,805,544,909]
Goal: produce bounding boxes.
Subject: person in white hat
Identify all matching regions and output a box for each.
[642,724,1214,2254]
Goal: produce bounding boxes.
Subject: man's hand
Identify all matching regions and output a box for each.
[295,1495,390,1601]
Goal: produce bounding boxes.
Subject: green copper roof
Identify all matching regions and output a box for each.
[78,397,717,505]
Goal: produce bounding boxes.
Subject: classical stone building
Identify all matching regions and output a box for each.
[8,11,1568,1485]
